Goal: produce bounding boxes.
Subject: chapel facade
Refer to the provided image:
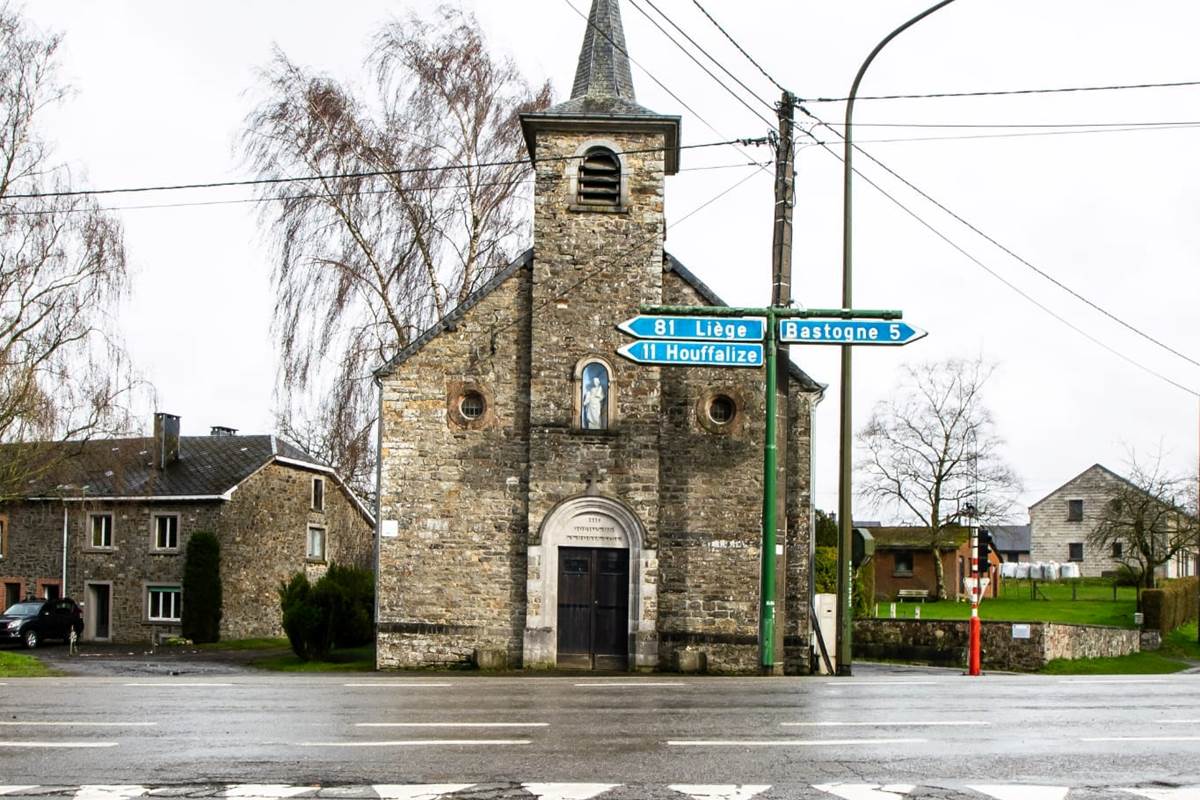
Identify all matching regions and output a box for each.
[374,0,822,674]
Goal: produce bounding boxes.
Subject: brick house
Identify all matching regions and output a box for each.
[373,0,823,674]
[871,526,1000,601]
[1029,463,1196,579]
[0,413,373,643]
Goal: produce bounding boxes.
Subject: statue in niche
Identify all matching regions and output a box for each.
[581,362,609,429]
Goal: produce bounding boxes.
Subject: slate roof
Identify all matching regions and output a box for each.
[374,248,824,395]
[9,434,330,500]
[869,525,971,551]
[990,524,1031,554]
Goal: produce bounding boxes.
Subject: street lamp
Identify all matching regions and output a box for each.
[836,0,960,676]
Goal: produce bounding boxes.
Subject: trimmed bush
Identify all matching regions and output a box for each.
[278,564,375,660]
[181,531,222,643]
[814,546,873,617]
[1142,577,1199,633]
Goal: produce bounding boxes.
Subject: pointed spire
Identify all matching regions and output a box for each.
[570,0,636,101]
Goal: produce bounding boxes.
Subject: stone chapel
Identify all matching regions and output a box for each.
[374,0,823,674]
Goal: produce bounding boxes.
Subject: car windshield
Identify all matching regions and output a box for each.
[3,602,42,617]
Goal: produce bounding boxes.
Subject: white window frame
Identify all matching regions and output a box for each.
[151,514,180,552]
[311,477,325,512]
[307,525,326,562]
[89,513,114,549]
[147,585,182,623]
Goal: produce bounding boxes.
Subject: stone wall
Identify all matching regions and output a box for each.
[1030,465,1123,576]
[0,502,68,603]
[854,618,1141,672]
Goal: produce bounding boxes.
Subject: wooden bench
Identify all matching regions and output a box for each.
[896,589,930,602]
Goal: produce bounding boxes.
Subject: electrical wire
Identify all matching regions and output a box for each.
[801,79,1200,104]
[850,122,1200,145]
[2,138,763,201]
[690,0,788,96]
[799,105,1200,372]
[795,125,1199,398]
[823,119,1200,129]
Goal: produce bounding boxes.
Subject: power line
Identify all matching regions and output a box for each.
[690,0,788,96]
[795,125,1199,398]
[851,122,1200,146]
[800,105,1200,372]
[801,79,1200,104]
[1,138,762,201]
[824,119,1200,129]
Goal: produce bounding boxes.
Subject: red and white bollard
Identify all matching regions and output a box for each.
[968,529,982,676]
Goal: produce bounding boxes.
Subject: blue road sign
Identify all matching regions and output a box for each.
[777,319,926,346]
[617,315,766,342]
[617,340,764,368]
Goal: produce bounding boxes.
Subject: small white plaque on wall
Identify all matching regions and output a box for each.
[1012,623,1031,639]
[381,520,399,538]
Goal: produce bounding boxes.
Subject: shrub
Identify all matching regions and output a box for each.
[277,564,375,660]
[1142,577,1199,633]
[813,546,873,617]
[181,531,222,643]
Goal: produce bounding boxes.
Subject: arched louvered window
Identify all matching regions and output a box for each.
[577,147,621,207]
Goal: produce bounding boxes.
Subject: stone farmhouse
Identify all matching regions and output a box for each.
[0,413,373,644]
[1029,463,1196,579]
[373,0,823,674]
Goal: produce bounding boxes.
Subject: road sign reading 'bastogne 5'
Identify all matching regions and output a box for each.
[777,319,926,345]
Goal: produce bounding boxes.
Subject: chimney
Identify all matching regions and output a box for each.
[154,413,180,469]
[210,426,238,437]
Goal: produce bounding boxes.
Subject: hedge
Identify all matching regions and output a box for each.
[181,531,222,643]
[278,564,375,660]
[814,546,873,617]
[1142,576,1199,633]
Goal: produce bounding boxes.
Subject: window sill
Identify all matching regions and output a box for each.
[893,572,914,578]
[306,558,327,565]
[568,203,629,215]
[146,619,181,625]
[83,546,115,554]
[150,549,180,555]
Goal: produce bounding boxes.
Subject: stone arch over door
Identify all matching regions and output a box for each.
[523,495,657,670]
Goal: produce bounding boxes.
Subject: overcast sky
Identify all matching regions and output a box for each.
[22,1,1200,521]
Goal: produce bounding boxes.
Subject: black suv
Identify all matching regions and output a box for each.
[0,598,84,648]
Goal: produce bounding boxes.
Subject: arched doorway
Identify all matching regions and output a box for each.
[523,495,656,670]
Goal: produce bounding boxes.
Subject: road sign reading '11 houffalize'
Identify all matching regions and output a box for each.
[616,305,926,672]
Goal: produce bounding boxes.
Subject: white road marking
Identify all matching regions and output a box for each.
[73,788,147,800]
[668,785,771,800]
[968,785,1070,800]
[1119,789,1200,800]
[1160,720,1200,724]
[782,721,982,728]
[0,721,156,727]
[574,682,686,687]
[522,784,620,800]
[813,783,914,799]
[820,681,940,686]
[297,739,531,747]
[357,722,548,728]
[123,682,233,687]
[372,786,474,800]
[222,786,312,798]
[343,683,452,688]
[668,738,924,747]
[0,741,118,748]
[0,789,38,796]
[1084,736,1200,743]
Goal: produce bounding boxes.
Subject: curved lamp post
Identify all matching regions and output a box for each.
[836,0,960,675]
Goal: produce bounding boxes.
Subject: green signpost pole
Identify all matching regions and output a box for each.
[759,307,778,669]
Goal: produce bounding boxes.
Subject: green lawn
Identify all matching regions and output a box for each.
[1043,622,1200,674]
[0,649,60,677]
[875,578,1139,628]
[252,643,376,672]
[196,637,290,651]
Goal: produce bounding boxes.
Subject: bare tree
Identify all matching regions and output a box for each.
[857,358,1022,599]
[241,6,552,493]
[1088,453,1198,589]
[0,7,143,500]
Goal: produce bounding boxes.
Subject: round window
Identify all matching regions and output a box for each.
[708,394,736,425]
[459,391,486,420]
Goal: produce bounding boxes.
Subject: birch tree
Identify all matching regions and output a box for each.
[857,358,1021,599]
[241,6,551,494]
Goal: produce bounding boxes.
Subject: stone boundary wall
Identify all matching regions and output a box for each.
[854,619,1141,672]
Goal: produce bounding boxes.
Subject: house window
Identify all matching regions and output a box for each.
[1068,543,1084,562]
[152,515,179,551]
[147,586,182,622]
[312,477,325,512]
[1112,542,1123,558]
[893,550,914,576]
[89,513,114,548]
[577,146,621,207]
[1067,499,1083,521]
[707,395,736,425]
[307,526,326,562]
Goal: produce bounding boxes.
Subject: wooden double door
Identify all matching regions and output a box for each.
[556,546,629,670]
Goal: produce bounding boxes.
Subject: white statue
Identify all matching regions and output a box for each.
[582,375,606,429]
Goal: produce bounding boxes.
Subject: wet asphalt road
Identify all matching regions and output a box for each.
[2,657,1200,797]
